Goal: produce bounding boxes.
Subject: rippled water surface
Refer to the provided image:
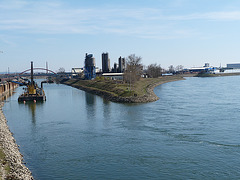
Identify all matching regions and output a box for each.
[3,76,240,179]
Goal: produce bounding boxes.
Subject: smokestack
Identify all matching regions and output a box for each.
[46,62,48,74]
[31,61,34,85]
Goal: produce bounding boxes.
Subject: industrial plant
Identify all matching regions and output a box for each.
[72,52,126,80]
[84,53,96,80]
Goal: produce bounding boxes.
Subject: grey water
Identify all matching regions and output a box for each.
[3,76,240,179]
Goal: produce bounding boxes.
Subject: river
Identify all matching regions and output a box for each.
[3,76,240,179]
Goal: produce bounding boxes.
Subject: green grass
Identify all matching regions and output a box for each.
[0,147,11,177]
[65,76,184,98]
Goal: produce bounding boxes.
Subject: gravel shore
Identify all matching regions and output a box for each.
[0,102,34,180]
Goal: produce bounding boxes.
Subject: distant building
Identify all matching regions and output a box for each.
[102,73,124,80]
[189,63,215,73]
[71,68,83,77]
[204,63,210,67]
[102,53,110,73]
[84,53,96,80]
[227,63,240,69]
[113,63,118,73]
[118,56,125,73]
[95,67,101,73]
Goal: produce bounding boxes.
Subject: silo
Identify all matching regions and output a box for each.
[118,56,125,73]
[102,53,110,73]
[84,53,96,80]
[114,63,118,73]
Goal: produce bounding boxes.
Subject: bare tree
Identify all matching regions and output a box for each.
[176,65,184,72]
[124,54,143,84]
[146,63,162,78]
[58,67,65,73]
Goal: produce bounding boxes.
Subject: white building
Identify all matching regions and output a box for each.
[227,63,240,69]
[71,68,84,76]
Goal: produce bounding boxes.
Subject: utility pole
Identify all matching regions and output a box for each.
[46,62,48,74]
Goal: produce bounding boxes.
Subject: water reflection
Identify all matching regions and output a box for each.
[18,102,43,125]
[103,99,111,119]
[85,92,96,119]
[1,91,15,102]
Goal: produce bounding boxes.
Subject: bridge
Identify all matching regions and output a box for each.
[19,68,57,75]
[0,64,69,81]
[0,62,82,81]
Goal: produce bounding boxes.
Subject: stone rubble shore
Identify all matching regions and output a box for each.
[0,102,34,180]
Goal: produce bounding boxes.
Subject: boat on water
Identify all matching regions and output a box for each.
[18,83,46,102]
[17,61,46,102]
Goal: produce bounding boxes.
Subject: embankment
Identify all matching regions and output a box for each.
[0,102,33,180]
[62,76,184,103]
[0,82,18,98]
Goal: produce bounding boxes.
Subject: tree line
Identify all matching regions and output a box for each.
[124,54,183,84]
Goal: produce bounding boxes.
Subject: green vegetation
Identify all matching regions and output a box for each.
[195,73,216,77]
[64,75,184,99]
[0,147,11,178]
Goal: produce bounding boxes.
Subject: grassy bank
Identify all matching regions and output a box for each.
[0,148,10,179]
[63,75,184,103]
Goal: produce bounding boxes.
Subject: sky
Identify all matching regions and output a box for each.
[1,0,240,73]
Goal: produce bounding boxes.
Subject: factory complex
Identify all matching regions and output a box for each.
[72,52,240,79]
[72,52,126,80]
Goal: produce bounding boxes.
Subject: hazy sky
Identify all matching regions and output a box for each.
[1,0,240,72]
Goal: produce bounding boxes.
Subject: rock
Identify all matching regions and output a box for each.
[0,102,34,180]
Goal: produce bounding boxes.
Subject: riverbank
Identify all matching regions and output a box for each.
[0,102,33,180]
[195,72,240,77]
[0,82,18,97]
[62,76,185,103]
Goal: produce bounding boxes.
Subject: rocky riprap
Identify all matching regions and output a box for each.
[0,102,34,180]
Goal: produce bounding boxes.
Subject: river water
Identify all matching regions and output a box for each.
[3,76,240,179]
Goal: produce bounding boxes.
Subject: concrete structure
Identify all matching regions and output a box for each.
[118,56,125,73]
[227,63,240,69]
[102,73,124,80]
[84,53,96,80]
[102,53,110,73]
[0,82,18,97]
[113,63,118,73]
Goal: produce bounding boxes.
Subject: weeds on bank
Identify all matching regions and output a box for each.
[0,148,11,177]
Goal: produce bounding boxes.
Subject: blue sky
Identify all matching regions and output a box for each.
[1,0,240,72]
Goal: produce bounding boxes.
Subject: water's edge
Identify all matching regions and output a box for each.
[0,102,33,180]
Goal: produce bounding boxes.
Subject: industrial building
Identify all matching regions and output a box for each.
[227,63,240,69]
[102,53,110,73]
[71,68,84,77]
[118,56,125,73]
[113,63,118,73]
[102,73,124,80]
[84,53,96,80]
[188,63,215,73]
